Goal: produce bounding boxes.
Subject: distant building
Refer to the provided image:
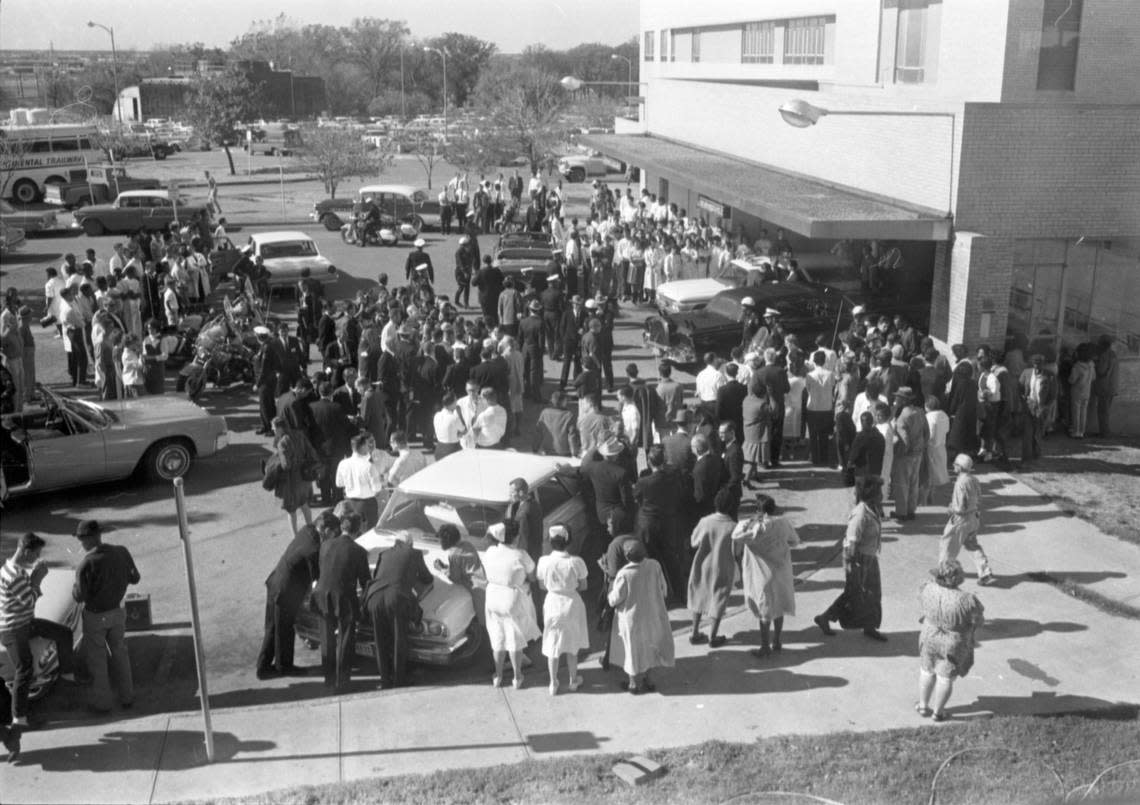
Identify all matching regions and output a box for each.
[584,0,1140,433]
[115,60,325,123]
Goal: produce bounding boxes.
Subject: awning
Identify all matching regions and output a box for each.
[579,134,951,241]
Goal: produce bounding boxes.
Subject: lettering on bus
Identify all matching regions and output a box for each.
[0,155,89,168]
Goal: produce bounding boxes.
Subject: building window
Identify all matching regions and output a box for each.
[742,21,775,64]
[1037,0,1082,90]
[660,30,669,63]
[692,30,701,63]
[644,30,655,61]
[784,16,828,65]
[895,0,940,83]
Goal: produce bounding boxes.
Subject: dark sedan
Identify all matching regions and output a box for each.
[643,283,850,368]
[494,232,560,291]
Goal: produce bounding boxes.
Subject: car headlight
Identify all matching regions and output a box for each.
[327,265,336,274]
[215,431,229,451]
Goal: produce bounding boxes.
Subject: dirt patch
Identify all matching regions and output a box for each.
[1016,435,1140,548]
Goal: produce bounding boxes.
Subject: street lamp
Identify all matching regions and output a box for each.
[610,53,633,103]
[423,46,448,136]
[86,20,120,124]
[777,97,956,213]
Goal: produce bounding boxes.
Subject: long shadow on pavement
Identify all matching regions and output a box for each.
[9,730,276,772]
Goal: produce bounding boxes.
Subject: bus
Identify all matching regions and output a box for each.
[0,124,104,203]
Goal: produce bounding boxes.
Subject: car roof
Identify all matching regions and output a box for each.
[358,184,424,196]
[250,231,313,244]
[713,283,826,303]
[398,451,579,502]
[117,189,177,198]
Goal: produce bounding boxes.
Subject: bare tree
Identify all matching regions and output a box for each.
[301,125,393,198]
[407,131,446,189]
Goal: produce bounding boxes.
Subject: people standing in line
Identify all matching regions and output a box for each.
[941,454,995,586]
[686,488,738,648]
[313,510,370,693]
[536,525,589,696]
[1067,343,1095,439]
[483,520,541,689]
[365,529,433,689]
[814,475,888,642]
[257,511,339,680]
[734,494,801,657]
[72,520,141,713]
[916,559,985,722]
[607,539,674,694]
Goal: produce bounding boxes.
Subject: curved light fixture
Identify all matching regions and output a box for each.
[778,98,828,128]
[560,76,584,92]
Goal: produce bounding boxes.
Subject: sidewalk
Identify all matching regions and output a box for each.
[3,464,1139,804]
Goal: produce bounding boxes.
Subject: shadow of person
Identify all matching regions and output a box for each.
[948,692,1139,720]
[11,729,276,772]
[979,618,1089,641]
[662,657,849,696]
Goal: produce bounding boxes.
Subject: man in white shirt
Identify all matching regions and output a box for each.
[852,377,885,433]
[473,388,508,448]
[433,391,466,460]
[458,381,486,450]
[695,351,725,422]
[804,350,837,466]
[335,432,385,528]
[387,431,428,487]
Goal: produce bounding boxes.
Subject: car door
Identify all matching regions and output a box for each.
[146,196,176,230]
[27,405,107,490]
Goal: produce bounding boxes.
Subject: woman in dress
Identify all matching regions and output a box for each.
[535,525,589,695]
[483,520,541,689]
[141,317,167,395]
[741,378,773,483]
[916,558,985,722]
[734,494,801,657]
[783,361,807,460]
[608,539,674,694]
[687,488,738,648]
[814,475,888,642]
[271,416,314,538]
[945,360,978,458]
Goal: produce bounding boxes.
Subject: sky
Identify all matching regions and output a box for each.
[0,0,639,53]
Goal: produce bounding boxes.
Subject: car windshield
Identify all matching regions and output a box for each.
[260,240,318,259]
[705,294,743,319]
[60,396,113,428]
[378,489,504,551]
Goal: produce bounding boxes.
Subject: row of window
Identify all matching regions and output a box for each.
[645,15,831,66]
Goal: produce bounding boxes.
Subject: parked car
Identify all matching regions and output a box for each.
[72,190,211,236]
[44,164,162,209]
[0,199,60,234]
[209,231,338,289]
[494,232,561,290]
[0,568,81,700]
[643,283,850,368]
[294,451,587,668]
[557,153,622,183]
[310,184,441,233]
[654,278,736,316]
[0,384,230,499]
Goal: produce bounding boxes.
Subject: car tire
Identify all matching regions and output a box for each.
[569,167,586,183]
[321,213,342,232]
[81,218,105,237]
[12,179,40,204]
[142,439,194,483]
[407,214,424,233]
[448,620,485,667]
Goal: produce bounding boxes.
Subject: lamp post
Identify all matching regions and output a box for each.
[86,21,120,124]
[777,98,956,214]
[610,53,633,103]
[423,46,448,136]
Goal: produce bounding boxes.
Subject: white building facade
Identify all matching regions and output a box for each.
[585,0,1140,432]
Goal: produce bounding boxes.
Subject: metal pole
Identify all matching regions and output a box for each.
[279,150,286,220]
[108,27,121,124]
[400,48,406,120]
[173,477,215,763]
[441,50,448,138]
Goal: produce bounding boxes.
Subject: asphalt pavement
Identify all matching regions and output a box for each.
[1,155,1138,803]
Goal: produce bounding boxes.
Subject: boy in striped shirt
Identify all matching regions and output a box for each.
[0,533,50,730]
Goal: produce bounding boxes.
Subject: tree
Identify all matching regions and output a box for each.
[406,131,446,189]
[367,89,432,120]
[468,62,566,176]
[423,33,496,108]
[301,125,393,198]
[186,68,264,175]
[341,18,409,101]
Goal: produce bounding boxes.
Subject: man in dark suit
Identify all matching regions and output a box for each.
[364,532,432,688]
[718,421,745,511]
[690,433,726,519]
[519,300,546,402]
[472,255,504,326]
[313,511,370,692]
[309,381,354,505]
[506,478,544,564]
[359,378,389,449]
[532,390,581,457]
[377,324,417,441]
[253,326,283,435]
[756,348,791,466]
[256,511,339,679]
[275,321,307,396]
[333,367,362,420]
[661,408,695,475]
[276,375,321,447]
[539,277,565,361]
[633,446,684,599]
[716,363,747,442]
[469,345,509,406]
[557,295,586,389]
[579,437,634,537]
[655,362,686,425]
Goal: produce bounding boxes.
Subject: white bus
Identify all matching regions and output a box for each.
[0,124,104,203]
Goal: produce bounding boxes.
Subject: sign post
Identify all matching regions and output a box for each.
[173,477,215,763]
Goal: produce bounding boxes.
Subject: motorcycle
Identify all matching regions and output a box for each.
[341,213,400,247]
[179,340,255,400]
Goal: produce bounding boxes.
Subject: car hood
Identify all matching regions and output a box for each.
[103,394,217,426]
[657,278,733,303]
[261,255,333,272]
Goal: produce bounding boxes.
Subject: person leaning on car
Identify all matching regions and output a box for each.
[72,520,140,714]
[364,530,433,689]
[1,532,78,729]
[313,510,370,693]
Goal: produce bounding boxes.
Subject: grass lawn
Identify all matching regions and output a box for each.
[197,712,1139,805]
[1016,436,1140,549]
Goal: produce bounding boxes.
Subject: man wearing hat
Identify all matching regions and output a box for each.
[253,325,283,435]
[539,276,565,361]
[519,298,546,401]
[580,437,635,537]
[405,238,434,285]
[557,294,587,390]
[473,255,504,326]
[760,307,785,351]
[739,296,761,351]
[941,454,995,585]
[454,235,477,308]
[72,520,141,712]
[890,387,928,522]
